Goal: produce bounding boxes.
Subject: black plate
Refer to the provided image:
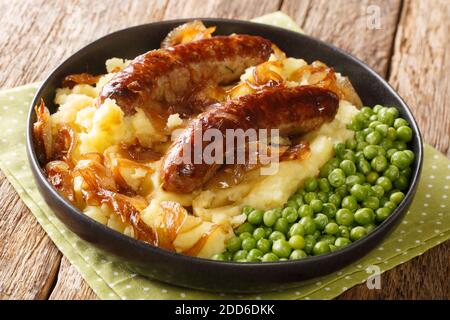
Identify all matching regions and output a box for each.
[26,18,423,293]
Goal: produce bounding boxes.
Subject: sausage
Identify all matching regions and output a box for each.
[161,86,339,193]
[100,35,274,115]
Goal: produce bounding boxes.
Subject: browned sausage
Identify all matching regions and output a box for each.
[161,86,339,193]
[100,35,274,115]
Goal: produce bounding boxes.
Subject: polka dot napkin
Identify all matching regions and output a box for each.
[0,12,448,300]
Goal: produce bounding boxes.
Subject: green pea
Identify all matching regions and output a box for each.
[394,118,408,129]
[312,230,321,240]
[390,191,405,205]
[263,210,278,227]
[242,237,256,251]
[314,213,329,230]
[384,165,400,181]
[350,184,369,201]
[373,105,383,113]
[396,126,412,142]
[346,175,362,188]
[335,237,352,248]
[304,177,319,192]
[387,107,399,118]
[339,226,350,238]
[362,128,373,137]
[233,250,248,261]
[387,127,397,140]
[335,185,348,197]
[328,168,346,187]
[378,109,394,126]
[319,235,336,246]
[289,223,305,237]
[304,235,316,254]
[354,208,375,225]
[254,239,270,255]
[336,208,354,226]
[285,199,299,210]
[342,150,357,162]
[264,227,273,237]
[328,194,341,207]
[363,145,379,160]
[290,249,307,260]
[269,231,286,241]
[346,138,357,150]
[289,235,306,250]
[300,216,317,235]
[350,226,367,241]
[371,155,388,172]
[247,209,264,225]
[379,196,389,207]
[211,253,227,261]
[365,224,376,233]
[375,124,389,137]
[371,185,385,198]
[324,222,339,235]
[394,175,409,191]
[239,232,252,240]
[253,228,266,241]
[403,150,415,162]
[394,140,407,151]
[247,249,263,261]
[304,192,318,204]
[322,202,337,218]
[242,205,254,215]
[272,239,292,258]
[386,148,398,159]
[298,204,314,218]
[313,241,331,255]
[320,162,335,178]
[274,217,289,234]
[355,151,366,162]
[366,171,379,184]
[366,131,382,145]
[376,207,392,222]
[282,207,298,223]
[358,159,372,175]
[334,142,346,157]
[384,201,397,211]
[317,191,329,203]
[402,168,412,179]
[356,141,369,151]
[342,195,358,212]
[362,196,380,210]
[319,178,331,192]
[226,236,242,253]
[376,176,393,192]
[340,159,357,176]
[236,222,255,235]
[380,139,394,150]
[310,199,323,213]
[261,253,278,262]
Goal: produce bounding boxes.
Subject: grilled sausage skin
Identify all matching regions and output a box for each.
[161,86,339,193]
[100,35,274,115]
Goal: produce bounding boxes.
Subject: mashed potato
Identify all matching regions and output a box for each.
[47,54,359,258]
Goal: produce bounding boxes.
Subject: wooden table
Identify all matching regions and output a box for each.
[0,0,448,300]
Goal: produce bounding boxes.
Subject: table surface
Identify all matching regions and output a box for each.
[0,0,448,300]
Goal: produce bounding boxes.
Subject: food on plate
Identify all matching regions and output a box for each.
[161,86,339,193]
[33,20,415,261]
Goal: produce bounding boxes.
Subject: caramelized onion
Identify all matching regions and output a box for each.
[45,160,75,203]
[161,20,216,48]
[61,73,100,88]
[33,99,53,164]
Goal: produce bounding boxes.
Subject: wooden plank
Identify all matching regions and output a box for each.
[49,257,98,300]
[388,0,450,156]
[0,170,61,300]
[281,0,402,76]
[163,0,281,20]
[0,0,169,300]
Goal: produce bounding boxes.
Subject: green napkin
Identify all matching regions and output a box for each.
[0,12,448,300]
